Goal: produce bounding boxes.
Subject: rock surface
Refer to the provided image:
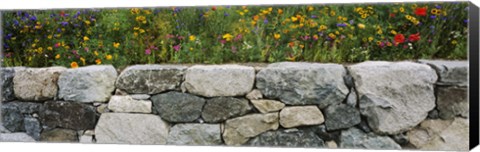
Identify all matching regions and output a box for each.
[1,68,16,101]
[107,96,152,113]
[419,60,468,86]
[40,128,78,142]
[1,101,44,132]
[300,125,340,141]
[183,64,255,97]
[129,94,151,100]
[151,92,205,122]
[245,129,325,147]
[256,62,349,108]
[58,65,117,103]
[201,97,252,123]
[115,65,187,94]
[0,133,36,142]
[79,135,94,143]
[167,123,222,145]
[13,67,66,101]
[250,99,285,113]
[279,106,324,128]
[407,118,469,151]
[246,89,263,100]
[40,101,97,130]
[223,113,279,146]
[346,88,358,107]
[436,86,468,119]
[24,116,42,141]
[339,127,401,150]
[323,104,361,131]
[95,113,170,144]
[348,61,437,135]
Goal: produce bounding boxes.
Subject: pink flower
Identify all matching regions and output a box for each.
[72,50,78,55]
[166,34,175,39]
[234,34,243,42]
[145,48,151,55]
[84,47,89,52]
[173,45,181,52]
[54,43,60,48]
[220,39,226,44]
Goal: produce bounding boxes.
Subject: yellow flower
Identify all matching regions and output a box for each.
[223,33,234,41]
[357,23,366,29]
[95,59,102,65]
[361,14,368,19]
[299,44,305,49]
[274,33,281,40]
[405,15,413,20]
[307,6,314,12]
[48,35,53,39]
[71,62,79,69]
[431,9,441,15]
[239,12,245,16]
[328,33,336,39]
[411,4,418,9]
[387,42,393,46]
[391,30,397,35]
[106,55,113,60]
[47,47,53,51]
[451,40,457,45]
[268,7,273,12]
[37,47,43,54]
[189,35,196,41]
[399,7,405,13]
[131,8,140,14]
[135,16,147,24]
[277,9,283,15]
[83,36,89,41]
[342,17,348,21]
[113,42,120,48]
[143,10,152,15]
[133,27,140,30]
[377,29,383,35]
[189,47,194,51]
[313,34,319,40]
[55,54,60,59]
[251,21,256,26]
[368,37,374,42]
[139,29,145,34]
[84,20,91,25]
[318,25,328,31]
[32,43,36,48]
[291,16,298,22]
[335,31,340,35]
[330,10,336,16]
[94,51,99,56]
[80,57,86,65]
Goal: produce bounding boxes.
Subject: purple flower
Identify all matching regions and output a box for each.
[311,15,317,19]
[3,44,9,49]
[224,12,229,17]
[5,33,13,40]
[336,23,347,27]
[29,16,37,21]
[5,52,12,58]
[145,48,151,55]
[436,5,441,9]
[430,15,436,19]
[13,20,19,26]
[464,19,469,23]
[61,21,68,26]
[173,45,181,52]
[264,18,268,24]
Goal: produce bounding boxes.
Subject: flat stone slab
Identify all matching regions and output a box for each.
[256,62,349,108]
[244,129,325,147]
[223,113,279,146]
[348,61,437,135]
[167,123,222,145]
[39,101,97,130]
[116,65,187,94]
[339,127,401,150]
[323,104,361,131]
[418,60,468,86]
[107,96,152,113]
[183,64,255,97]
[407,118,469,151]
[201,97,252,123]
[151,92,205,122]
[58,65,118,103]
[13,67,66,101]
[279,106,325,128]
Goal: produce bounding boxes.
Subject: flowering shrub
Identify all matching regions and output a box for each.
[2,2,469,68]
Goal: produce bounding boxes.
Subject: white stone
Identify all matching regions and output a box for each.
[107,96,152,113]
[250,99,285,113]
[279,106,325,128]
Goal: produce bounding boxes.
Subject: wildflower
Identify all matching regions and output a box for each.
[330,10,336,16]
[54,43,60,48]
[223,33,234,41]
[113,42,120,48]
[336,23,347,27]
[135,16,147,24]
[234,34,243,41]
[408,33,421,42]
[415,7,427,16]
[357,23,366,29]
[211,6,217,11]
[274,33,281,40]
[83,36,89,41]
[264,18,268,24]
[328,33,336,39]
[307,6,314,12]
[80,57,86,65]
[278,9,283,15]
[394,34,405,43]
[361,14,368,19]
[239,12,245,16]
[291,16,298,22]
[368,37,374,42]
[94,51,99,56]
[391,30,397,35]
[189,35,196,41]
[55,54,60,59]
[451,40,457,45]
[173,45,181,51]
[106,55,113,60]
[84,20,91,25]
[288,42,295,47]
[313,35,319,41]
[71,62,79,68]
[48,47,53,51]
[431,8,441,15]
[95,59,102,65]
[387,42,393,46]
[377,29,383,35]
[399,7,405,13]
[318,25,328,31]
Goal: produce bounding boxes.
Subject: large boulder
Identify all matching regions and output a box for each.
[167,123,222,145]
[151,92,205,122]
[245,129,325,147]
[13,67,66,101]
[407,118,469,151]
[347,61,437,135]
[95,113,170,144]
[256,62,349,108]
[107,96,152,113]
[201,97,252,123]
[58,65,117,103]
[279,106,324,128]
[39,101,97,130]
[182,64,255,97]
[0,133,36,142]
[323,104,361,131]
[115,65,187,94]
[223,113,279,146]
[339,127,401,150]
[436,86,468,119]
[1,67,16,101]
[418,60,468,86]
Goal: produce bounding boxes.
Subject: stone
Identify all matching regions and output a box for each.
[339,127,401,150]
[24,116,42,141]
[1,68,16,101]
[201,97,252,123]
[129,94,151,100]
[58,65,117,103]
[348,61,437,135]
[346,88,357,107]
[390,133,409,146]
[418,60,468,86]
[183,64,255,97]
[427,109,439,119]
[244,129,325,147]
[326,141,338,148]
[40,128,78,142]
[40,101,97,130]
[0,123,10,133]
[407,118,469,151]
[95,113,170,144]
[279,106,324,128]
[12,67,66,101]
[256,62,349,108]
[356,119,372,133]
[107,96,152,113]
[246,89,263,100]
[151,92,205,123]
[299,125,340,141]
[223,113,279,146]
[1,103,25,132]
[84,130,95,136]
[343,74,355,89]
[324,104,361,131]
[250,99,285,113]
[0,133,36,142]
[115,89,128,95]
[79,135,94,143]
[167,123,222,145]
[115,65,187,94]
[1,101,44,114]
[96,104,110,113]
[436,86,468,119]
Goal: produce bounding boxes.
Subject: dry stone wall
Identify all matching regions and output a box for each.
[0,60,469,151]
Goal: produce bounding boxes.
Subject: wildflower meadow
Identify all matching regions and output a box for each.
[1,2,469,68]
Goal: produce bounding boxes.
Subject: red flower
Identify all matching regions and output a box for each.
[211,6,217,11]
[414,7,427,16]
[394,34,405,44]
[409,33,421,42]
[389,13,396,18]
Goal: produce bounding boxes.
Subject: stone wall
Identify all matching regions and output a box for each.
[0,60,469,151]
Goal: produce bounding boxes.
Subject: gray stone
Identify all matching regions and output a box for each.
[58,65,117,103]
[348,61,437,135]
[223,113,279,146]
[115,65,187,94]
[300,125,340,141]
[183,64,255,97]
[151,92,205,122]
[0,133,36,142]
[201,97,252,123]
[256,62,349,108]
[12,67,66,101]
[40,128,78,142]
[245,129,325,147]
[390,133,409,146]
[427,109,439,119]
[79,135,94,143]
[24,116,42,141]
[436,86,468,119]
[0,123,10,133]
[279,106,324,128]
[115,89,128,95]
[246,89,263,100]
[167,123,222,145]
[324,104,361,131]
[1,101,43,114]
[407,118,469,151]
[40,101,97,130]
[339,127,401,150]
[95,113,170,144]
[250,99,285,113]
[96,104,109,113]
[107,96,152,113]
[1,68,16,101]
[419,60,468,86]
[1,103,25,132]
[346,88,357,107]
[130,94,151,100]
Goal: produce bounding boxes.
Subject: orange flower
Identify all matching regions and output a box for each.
[95,59,102,65]
[253,15,259,21]
[277,9,283,15]
[288,42,295,47]
[70,62,79,69]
